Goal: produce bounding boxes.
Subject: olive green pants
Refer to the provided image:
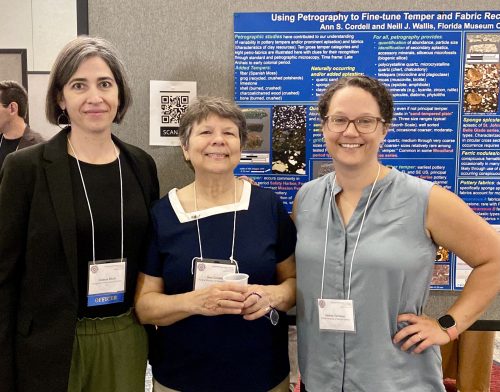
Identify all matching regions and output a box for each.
[67,310,148,392]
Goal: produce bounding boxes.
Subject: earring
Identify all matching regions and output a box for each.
[57,109,70,129]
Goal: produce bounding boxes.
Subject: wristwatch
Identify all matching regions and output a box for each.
[438,314,458,341]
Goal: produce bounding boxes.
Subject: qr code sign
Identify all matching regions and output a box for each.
[161,95,189,125]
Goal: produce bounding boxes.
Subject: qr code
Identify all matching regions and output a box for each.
[161,95,189,124]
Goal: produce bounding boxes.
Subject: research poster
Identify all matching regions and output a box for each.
[233,11,500,290]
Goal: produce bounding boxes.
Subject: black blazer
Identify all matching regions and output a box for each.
[0,128,159,392]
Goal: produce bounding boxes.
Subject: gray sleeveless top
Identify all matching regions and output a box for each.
[295,168,445,392]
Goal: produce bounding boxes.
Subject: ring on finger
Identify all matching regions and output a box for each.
[251,292,263,299]
[417,332,424,341]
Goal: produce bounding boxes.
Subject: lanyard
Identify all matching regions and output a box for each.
[67,137,124,263]
[320,164,381,300]
[0,134,21,152]
[193,178,239,271]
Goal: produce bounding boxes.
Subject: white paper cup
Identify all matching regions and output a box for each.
[222,273,249,286]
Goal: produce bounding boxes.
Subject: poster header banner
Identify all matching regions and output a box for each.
[235,11,500,32]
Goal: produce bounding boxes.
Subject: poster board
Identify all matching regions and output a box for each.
[0,49,27,90]
[233,10,500,291]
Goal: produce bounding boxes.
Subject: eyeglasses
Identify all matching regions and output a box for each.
[323,115,385,134]
[265,307,279,326]
[250,292,279,326]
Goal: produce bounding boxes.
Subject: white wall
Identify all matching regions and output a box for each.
[0,0,77,71]
[0,0,33,65]
[28,73,60,138]
[0,0,77,137]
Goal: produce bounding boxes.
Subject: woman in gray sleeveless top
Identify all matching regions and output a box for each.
[294,76,500,391]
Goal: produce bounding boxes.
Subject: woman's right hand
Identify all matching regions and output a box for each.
[190,282,247,316]
[136,273,248,326]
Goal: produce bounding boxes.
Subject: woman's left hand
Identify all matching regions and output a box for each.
[239,255,296,321]
[240,285,275,321]
[393,313,451,354]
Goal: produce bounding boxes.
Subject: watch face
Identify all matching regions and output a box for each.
[439,314,456,329]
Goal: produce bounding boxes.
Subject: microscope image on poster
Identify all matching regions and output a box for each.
[271,105,306,175]
[240,108,271,165]
[463,33,500,114]
[431,246,451,287]
[311,160,334,179]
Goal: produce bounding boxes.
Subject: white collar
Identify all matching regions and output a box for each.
[169,180,251,223]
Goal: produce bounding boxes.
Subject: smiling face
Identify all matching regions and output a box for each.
[58,56,119,136]
[323,86,387,171]
[183,114,241,177]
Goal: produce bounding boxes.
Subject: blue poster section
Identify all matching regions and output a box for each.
[234,11,500,290]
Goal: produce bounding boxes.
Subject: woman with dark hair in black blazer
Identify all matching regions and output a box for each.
[0,36,159,392]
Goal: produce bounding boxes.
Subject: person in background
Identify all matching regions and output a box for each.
[136,96,296,392]
[0,36,158,392]
[294,75,500,391]
[0,80,44,168]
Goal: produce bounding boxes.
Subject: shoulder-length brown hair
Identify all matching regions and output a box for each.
[46,36,132,125]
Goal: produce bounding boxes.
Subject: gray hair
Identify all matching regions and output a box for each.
[46,35,132,125]
[178,96,247,148]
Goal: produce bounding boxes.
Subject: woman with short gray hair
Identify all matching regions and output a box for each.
[136,96,296,392]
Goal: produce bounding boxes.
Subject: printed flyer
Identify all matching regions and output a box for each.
[149,81,197,146]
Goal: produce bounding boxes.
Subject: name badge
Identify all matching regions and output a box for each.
[87,258,127,306]
[193,258,237,290]
[318,299,356,332]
